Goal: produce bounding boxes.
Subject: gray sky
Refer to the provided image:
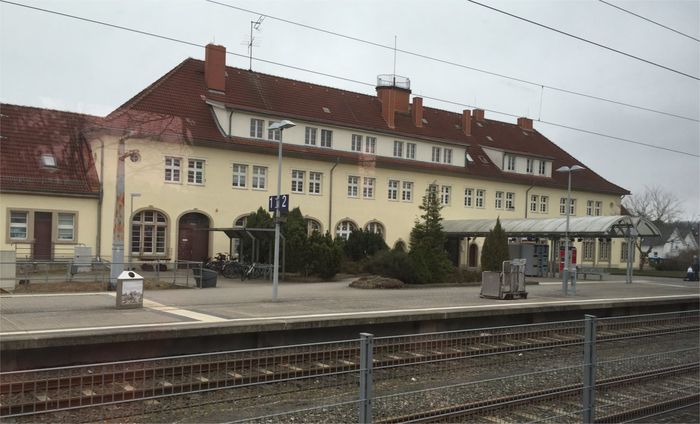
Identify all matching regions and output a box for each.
[2,0,698,219]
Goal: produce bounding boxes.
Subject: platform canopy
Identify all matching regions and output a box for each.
[442,215,661,238]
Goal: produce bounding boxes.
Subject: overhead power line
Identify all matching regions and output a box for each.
[466,0,700,81]
[205,0,698,123]
[599,0,700,43]
[1,0,697,158]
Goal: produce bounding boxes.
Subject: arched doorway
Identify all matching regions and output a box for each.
[178,212,210,262]
[468,243,479,268]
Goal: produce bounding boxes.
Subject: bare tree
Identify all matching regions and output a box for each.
[623,185,683,224]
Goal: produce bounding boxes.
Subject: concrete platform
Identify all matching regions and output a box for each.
[1,275,698,369]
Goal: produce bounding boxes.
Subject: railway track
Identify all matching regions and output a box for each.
[1,313,698,419]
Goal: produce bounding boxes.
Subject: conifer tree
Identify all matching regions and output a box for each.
[409,187,453,283]
[480,217,510,272]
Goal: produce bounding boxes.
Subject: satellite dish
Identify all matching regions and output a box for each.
[129,151,141,163]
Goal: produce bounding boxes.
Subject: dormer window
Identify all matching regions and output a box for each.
[41,154,57,168]
[506,155,516,171]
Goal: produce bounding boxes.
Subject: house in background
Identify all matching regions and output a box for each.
[645,222,699,261]
[2,43,640,270]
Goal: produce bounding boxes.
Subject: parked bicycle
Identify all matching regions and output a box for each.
[204,253,230,274]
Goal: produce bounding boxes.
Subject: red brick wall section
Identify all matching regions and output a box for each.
[462,109,472,136]
[205,44,226,92]
[473,108,485,121]
[412,97,423,128]
[517,117,534,131]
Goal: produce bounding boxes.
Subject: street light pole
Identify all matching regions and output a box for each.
[268,120,296,302]
[129,193,141,269]
[556,165,585,296]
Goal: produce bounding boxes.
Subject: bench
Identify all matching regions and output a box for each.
[577,267,607,280]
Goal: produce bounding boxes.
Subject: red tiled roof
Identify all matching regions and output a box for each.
[0,104,100,196]
[105,58,628,195]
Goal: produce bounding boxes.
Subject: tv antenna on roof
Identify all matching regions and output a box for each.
[247,16,265,71]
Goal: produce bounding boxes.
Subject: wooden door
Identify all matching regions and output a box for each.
[34,212,52,260]
[177,213,210,262]
[468,244,478,268]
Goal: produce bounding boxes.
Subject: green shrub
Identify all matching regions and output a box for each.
[480,217,509,272]
[308,232,342,279]
[364,249,418,284]
[344,229,388,261]
[282,208,311,273]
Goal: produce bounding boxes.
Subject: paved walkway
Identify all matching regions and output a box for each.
[1,274,698,342]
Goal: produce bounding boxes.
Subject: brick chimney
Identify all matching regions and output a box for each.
[517,117,533,131]
[376,75,411,129]
[462,110,472,136]
[473,108,485,121]
[205,43,226,92]
[412,97,423,128]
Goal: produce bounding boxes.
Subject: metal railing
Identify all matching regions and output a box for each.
[0,311,697,423]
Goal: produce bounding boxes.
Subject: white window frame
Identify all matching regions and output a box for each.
[495,191,504,209]
[365,136,376,154]
[57,213,75,241]
[476,189,485,208]
[432,147,441,163]
[347,175,359,198]
[506,192,515,210]
[363,177,375,199]
[530,194,538,213]
[526,159,533,173]
[365,221,384,236]
[440,186,451,205]
[131,210,168,257]
[539,196,549,214]
[388,180,399,201]
[267,121,281,141]
[599,240,610,261]
[164,157,181,183]
[506,155,516,171]
[336,220,356,240]
[320,129,333,148]
[401,181,413,202]
[406,143,416,159]
[393,141,404,158]
[586,200,594,216]
[250,118,264,138]
[9,211,28,240]
[464,188,473,207]
[538,160,546,175]
[351,134,362,152]
[232,164,247,188]
[252,166,267,190]
[595,201,602,216]
[583,239,595,261]
[308,171,322,194]
[305,127,317,146]
[187,159,205,185]
[292,170,306,193]
[443,148,453,164]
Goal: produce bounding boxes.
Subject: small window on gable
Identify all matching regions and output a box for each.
[41,154,57,167]
[322,107,331,113]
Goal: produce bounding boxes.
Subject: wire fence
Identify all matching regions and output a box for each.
[1,311,697,423]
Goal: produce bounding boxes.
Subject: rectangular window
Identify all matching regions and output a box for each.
[57,213,75,241]
[363,177,375,199]
[347,176,359,197]
[443,148,453,164]
[305,127,317,146]
[538,160,546,175]
[320,129,333,148]
[393,141,404,158]
[440,186,451,205]
[583,239,595,261]
[595,201,602,216]
[570,199,577,215]
[388,180,399,200]
[187,159,205,185]
[9,211,28,240]
[586,200,594,216]
[402,181,413,202]
[292,170,306,193]
[476,189,485,208]
[232,164,247,188]
[495,191,503,209]
[164,157,181,182]
[351,134,363,152]
[560,198,576,215]
[406,143,416,159]
[620,242,633,261]
[526,159,533,173]
[365,136,376,154]
[530,194,538,213]
[250,118,264,138]
[506,155,516,171]
[309,172,322,194]
[267,121,281,141]
[432,147,441,163]
[540,195,549,214]
[464,188,473,207]
[506,192,515,210]
[599,240,610,261]
[252,166,267,190]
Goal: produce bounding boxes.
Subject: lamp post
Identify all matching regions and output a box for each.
[129,193,141,269]
[268,120,296,301]
[556,165,585,295]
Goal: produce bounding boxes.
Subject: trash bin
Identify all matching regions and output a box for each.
[193,268,217,288]
[116,270,144,309]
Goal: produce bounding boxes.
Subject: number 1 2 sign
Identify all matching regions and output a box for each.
[268,194,290,213]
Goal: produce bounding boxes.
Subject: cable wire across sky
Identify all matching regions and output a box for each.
[0,0,697,159]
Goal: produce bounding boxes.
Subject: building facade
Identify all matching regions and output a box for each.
[1,44,633,269]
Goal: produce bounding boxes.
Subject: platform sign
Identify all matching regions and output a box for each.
[268,194,290,213]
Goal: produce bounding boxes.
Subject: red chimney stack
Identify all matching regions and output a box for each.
[412,97,423,128]
[376,75,411,129]
[462,110,472,136]
[517,117,533,131]
[205,44,226,92]
[473,108,485,121]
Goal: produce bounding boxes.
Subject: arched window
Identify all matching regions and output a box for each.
[131,210,168,257]
[306,218,322,236]
[335,220,357,240]
[365,221,385,237]
[234,215,249,227]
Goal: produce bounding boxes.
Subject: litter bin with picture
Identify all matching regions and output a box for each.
[193,268,218,288]
[116,271,144,309]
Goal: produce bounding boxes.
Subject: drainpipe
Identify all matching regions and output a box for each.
[524,183,535,219]
[96,138,104,258]
[328,158,340,233]
[228,110,233,136]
